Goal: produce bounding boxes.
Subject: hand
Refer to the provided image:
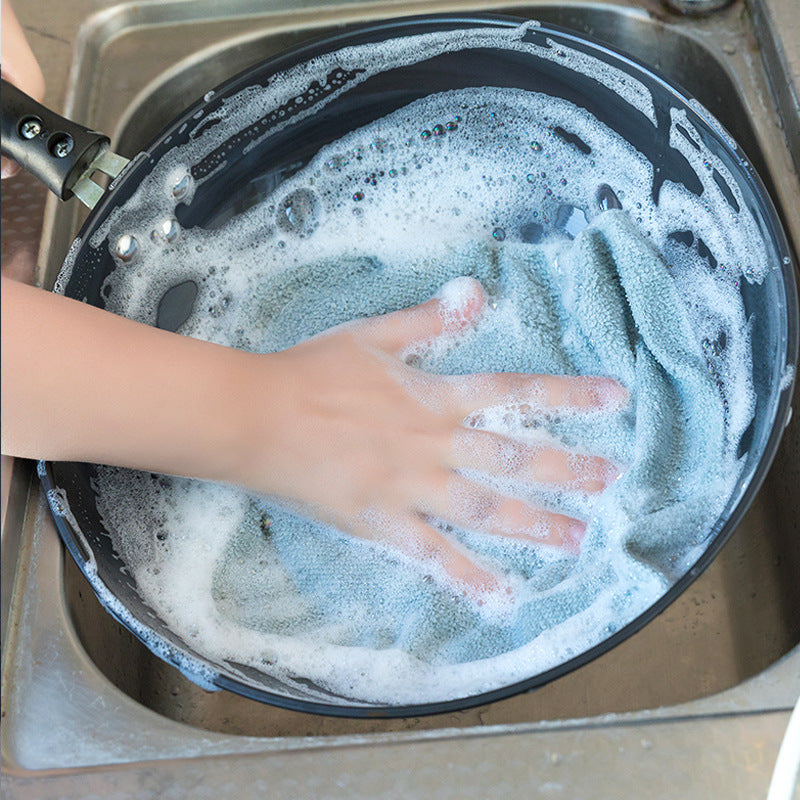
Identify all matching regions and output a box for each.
[235,278,626,596]
[2,275,625,598]
[1,2,46,179]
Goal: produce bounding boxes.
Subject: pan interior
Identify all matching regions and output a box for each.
[48,17,795,712]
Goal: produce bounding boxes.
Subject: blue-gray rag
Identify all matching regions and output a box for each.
[213,209,738,666]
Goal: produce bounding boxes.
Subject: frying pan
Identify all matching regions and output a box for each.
[2,13,797,716]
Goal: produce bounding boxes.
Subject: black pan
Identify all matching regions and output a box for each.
[2,13,797,716]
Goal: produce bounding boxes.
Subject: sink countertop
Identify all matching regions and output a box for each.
[1,1,798,798]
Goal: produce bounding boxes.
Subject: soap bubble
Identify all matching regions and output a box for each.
[276,188,321,237]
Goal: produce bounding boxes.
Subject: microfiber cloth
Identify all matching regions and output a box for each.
[212,209,739,665]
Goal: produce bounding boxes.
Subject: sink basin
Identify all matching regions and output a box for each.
[2,0,799,794]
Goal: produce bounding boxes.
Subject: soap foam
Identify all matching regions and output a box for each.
[71,24,768,705]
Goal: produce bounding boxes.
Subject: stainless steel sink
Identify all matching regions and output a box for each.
[2,0,799,796]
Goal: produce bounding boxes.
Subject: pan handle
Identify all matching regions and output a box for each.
[1,78,128,207]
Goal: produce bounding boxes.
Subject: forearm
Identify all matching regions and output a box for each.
[1,274,627,591]
[1,276,259,482]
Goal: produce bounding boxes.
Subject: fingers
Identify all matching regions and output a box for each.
[1,157,20,181]
[372,513,504,596]
[358,276,487,356]
[420,472,586,555]
[450,428,619,494]
[1,4,46,102]
[361,448,599,598]
[446,373,629,418]
[1,3,46,181]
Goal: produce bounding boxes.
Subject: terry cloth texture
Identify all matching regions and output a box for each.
[213,209,742,667]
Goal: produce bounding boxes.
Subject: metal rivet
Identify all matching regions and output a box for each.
[171,173,192,201]
[160,218,180,243]
[115,234,139,262]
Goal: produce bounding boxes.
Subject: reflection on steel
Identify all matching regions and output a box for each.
[661,0,735,15]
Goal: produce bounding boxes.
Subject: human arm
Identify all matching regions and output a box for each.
[1,1,624,595]
[2,275,624,594]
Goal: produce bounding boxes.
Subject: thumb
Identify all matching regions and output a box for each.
[359,276,487,357]
[1,156,21,180]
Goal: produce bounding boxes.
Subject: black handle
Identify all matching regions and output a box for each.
[1,78,110,200]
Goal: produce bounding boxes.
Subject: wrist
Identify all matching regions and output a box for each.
[208,349,295,496]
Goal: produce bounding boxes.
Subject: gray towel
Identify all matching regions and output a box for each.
[212,209,742,666]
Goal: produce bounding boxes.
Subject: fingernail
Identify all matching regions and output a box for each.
[435,277,486,328]
[467,579,518,617]
[434,276,483,305]
[599,380,630,411]
[603,461,622,486]
[1,156,20,180]
[566,520,586,554]
[581,459,621,493]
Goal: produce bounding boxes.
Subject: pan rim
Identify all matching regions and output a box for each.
[42,10,799,717]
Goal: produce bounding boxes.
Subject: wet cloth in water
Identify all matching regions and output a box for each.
[215,209,741,667]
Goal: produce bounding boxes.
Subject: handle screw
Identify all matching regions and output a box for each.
[20,118,42,139]
[52,137,74,158]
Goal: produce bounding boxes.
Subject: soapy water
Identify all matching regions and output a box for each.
[68,24,768,705]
